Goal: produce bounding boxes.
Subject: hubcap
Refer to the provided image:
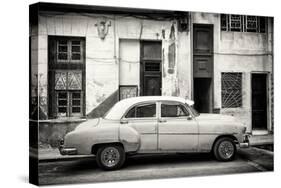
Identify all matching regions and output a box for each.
[101,147,120,167]
[218,141,234,159]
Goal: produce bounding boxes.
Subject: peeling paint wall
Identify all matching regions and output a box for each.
[177,22,192,100]
[35,11,190,120]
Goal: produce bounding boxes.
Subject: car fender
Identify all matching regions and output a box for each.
[119,125,141,153]
[65,125,120,154]
[197,119,240,152]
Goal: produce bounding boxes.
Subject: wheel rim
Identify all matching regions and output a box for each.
[100,147,120,167]
[218,141,234,159]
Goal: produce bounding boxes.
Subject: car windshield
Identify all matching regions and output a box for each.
[188,104,200,117]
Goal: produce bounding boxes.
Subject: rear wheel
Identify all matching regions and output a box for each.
[213,137,236,161]
[96,145,125,170]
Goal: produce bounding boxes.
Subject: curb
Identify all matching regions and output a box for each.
[251,147,274,156]
[238,147,273,158]
[39,155,95,163]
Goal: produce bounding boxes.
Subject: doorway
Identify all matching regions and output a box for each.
[252,73,267,130]
[140,41,162,96]
[194,78,212,113]
[193,24,213,113]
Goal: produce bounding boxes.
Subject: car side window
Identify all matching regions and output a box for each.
[161,103,189,117]
[125,103,156,118]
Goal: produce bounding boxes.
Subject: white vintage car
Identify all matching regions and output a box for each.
[59,96,249,170]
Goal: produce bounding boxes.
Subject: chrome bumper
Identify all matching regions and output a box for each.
[239,134,250,148]
[59,139,77,155]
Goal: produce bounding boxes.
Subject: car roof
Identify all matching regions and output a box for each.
[104,96,194,120]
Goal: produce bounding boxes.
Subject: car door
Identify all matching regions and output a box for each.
[122,102,158,152]
[158,101,199,152]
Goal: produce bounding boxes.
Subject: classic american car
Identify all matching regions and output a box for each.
[59,96,250,170]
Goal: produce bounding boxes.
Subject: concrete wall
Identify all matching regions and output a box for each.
[34,11,191,119]
[30,19,48,120]
[192,13,273,132]
[38,120,83,148]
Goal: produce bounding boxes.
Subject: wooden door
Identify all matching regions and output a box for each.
[140,41,162,96]
[193,24,213,78]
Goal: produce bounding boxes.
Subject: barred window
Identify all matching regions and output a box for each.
[246,16,258,32]
[57,40,83,62]
[230,15,242,31]
[221,73,242,108]
[221,14,266,33]
[48,36,85,118]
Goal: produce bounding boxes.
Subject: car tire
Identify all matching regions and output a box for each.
[213,137,236,161]
[96,144,126,170]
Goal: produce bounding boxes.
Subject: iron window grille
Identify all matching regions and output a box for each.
[221,14,266,33]
[221,73,242,108]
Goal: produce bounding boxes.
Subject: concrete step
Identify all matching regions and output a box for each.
[249,134,273,146]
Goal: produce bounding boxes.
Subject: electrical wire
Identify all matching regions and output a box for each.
[85,56,139,64]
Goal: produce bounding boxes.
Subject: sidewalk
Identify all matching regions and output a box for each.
[35,134,273,162]
[32,147,93,162]
[249,134,273,146]
[238,147,273,170]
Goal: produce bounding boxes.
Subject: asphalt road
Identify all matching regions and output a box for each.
[38,152,271,185]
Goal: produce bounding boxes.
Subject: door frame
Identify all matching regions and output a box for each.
[140,40,162,96]
[192,24,214,113]
[250,72,271,133]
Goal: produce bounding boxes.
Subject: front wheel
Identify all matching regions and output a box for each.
[96,145,126,170]
[213,137,236,161]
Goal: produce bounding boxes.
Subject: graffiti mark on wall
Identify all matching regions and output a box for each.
[168,23,176,74]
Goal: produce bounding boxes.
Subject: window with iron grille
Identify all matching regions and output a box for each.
[221,73,242,108]
[48,36,85,118]
[221,14,266,33]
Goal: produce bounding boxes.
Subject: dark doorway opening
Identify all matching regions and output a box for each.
[252,73,267,130]
[194,78,212,113]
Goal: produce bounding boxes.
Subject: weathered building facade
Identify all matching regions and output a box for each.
[30,3,273,147]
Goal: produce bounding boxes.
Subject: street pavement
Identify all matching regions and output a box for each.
[38,148,273,185]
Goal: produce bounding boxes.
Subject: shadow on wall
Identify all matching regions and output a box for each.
[38,90,119,148]
[87,90,119,119]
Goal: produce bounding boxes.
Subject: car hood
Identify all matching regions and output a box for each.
[196,113,236,122]
[74,118,100,131]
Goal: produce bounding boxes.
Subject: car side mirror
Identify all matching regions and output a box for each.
[120,119,128,124]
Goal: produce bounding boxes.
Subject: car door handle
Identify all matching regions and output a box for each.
[158,119,167,123]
